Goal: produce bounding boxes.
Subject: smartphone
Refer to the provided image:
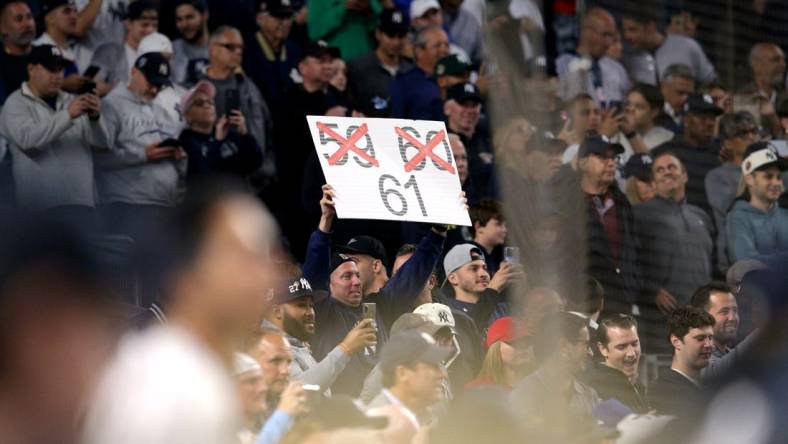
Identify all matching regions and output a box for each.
[362,302,376,322]
[77,80,97,95]
[83,65,100,79]
[157,138,180,148]
[225,89,240,114]
[302,384,322,408]
[503,246,520,265]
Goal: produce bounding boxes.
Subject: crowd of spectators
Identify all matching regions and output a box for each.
[3,0,788,443]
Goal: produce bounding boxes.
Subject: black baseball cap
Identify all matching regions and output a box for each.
[435,54,471,78]
[303,40,341,60]
[28,44,70,71]
[378,8,408,36]
[578,135,624,158]
[380,331,453,372]
[272,276,327,304]
[258,0,294,18]
[126,0,157,20]
[134,52,172,88]
[329,252,356,275]
[39,0,71,19]
[447,82,482,104]
[685,93,723,116]
[334,236,387,265]
[623,154,654,181]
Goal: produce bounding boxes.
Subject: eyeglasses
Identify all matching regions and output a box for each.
[214,42,244,52]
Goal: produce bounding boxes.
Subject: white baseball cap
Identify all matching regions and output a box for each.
[138,32,173,56]
[410,0,440,19]
[414,303,455,330]
[742,142,788,175]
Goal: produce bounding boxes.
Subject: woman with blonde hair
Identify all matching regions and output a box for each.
[465,317,531,391]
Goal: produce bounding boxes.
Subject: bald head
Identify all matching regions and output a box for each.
[580,8,616,59]
[750,42,786,86]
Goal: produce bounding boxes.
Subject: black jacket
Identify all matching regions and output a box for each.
[649,368,702,416]
[178,129,262,182]
[436,287,505,336]
[583,362,650,413]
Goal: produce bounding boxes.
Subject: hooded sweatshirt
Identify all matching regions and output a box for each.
[95,84,184,206]
[727,200,788,263]
[0,83,108,209]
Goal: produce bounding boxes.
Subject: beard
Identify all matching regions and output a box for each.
[283,311,313,342]
[185,25,205,44]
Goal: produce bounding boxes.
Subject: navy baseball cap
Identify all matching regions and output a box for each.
[578,135,624,159]
[685,93,723,116]
[134,52,172,88]
[126,0,157,20]
[258,0,295,18]
[272,276,327,304]
[329,252,356,274]
[447,82,482,104]
[623,154,654,181]
[378,8,408,36]
[28,45,70,71]
[334,236,387,265]
[303,40,341,60]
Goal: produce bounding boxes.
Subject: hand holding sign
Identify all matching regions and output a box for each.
[307,116,471,226]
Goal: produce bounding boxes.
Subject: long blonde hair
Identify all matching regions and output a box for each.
[475,341,509,386]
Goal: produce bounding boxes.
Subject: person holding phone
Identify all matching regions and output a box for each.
[177,80,263,182]
[0,45,107,223]
[94,52,184,240]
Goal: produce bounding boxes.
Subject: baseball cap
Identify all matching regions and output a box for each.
[742,141,788,175]
[726,257,767,292]
[378,8,408,36]
[577,134,624,159]
[233,352,262,377]
[138,32,173,56]
[334,236,387,264]
[391,312,448,337]
[623,153,654,181]
[485,316,529,348]
[410,0,440,19]
[685,93,723,116]
[435,54,471,77]
[180,80,216,112]
[329,252,356,274]
[259,0,295,18]
[303,40,341,60]
[272,276,328,304]
[126,0,157,20]
[134,52,172,88]
[443,244,485,277]
[413,303,455,333]
[39,0,72,18]
[380,330,453,372]
[28,45,70,71]
[447,82,482,104]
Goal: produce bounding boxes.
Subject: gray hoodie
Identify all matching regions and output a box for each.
[0,83,108,209]
[727,200,788,262]
[95,84,184,206]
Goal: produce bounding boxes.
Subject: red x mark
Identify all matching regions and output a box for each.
[317,122,379,167]
[395,128,455,174]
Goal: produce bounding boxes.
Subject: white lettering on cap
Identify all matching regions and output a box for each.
[159,63,168,75]
[464,83,474,94]
[282,0,290,5]
[392,11,402,23]
[641,155,652,165]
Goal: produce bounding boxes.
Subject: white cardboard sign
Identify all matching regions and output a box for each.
[306,116,471,226]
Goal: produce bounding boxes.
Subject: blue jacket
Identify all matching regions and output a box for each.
[242,33,302,110]
[306,228,445,396]
[727,200,788,263]
[389,66,444,121]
